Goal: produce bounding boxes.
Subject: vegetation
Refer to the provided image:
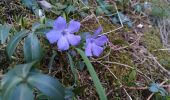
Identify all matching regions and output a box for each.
[0,0,170,100]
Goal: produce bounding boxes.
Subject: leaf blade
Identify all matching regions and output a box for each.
[76,48,107,100]
[14,62,36,78]
[23,33,42,62]
[0,24,11,44]
[27,72,65,99]
[2,76,22,100]
[10,84,34,100]
[67,53,78,83]
[6,30,29,60]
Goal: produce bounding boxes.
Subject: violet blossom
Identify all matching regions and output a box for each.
[46,16,81,51]
[85,27,108,57]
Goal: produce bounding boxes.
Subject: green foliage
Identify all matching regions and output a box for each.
[151,0,170,18]
[127,69,137,86]
[76,48,107,100]
[28,72,65,99]
[48,51,57,72]
[133,4,142,13]
[96,0,133,27]
[1,0,170,99]
[96,0,110,15]
[11,84,34,100]
[23,33,43,62]
[149,83,169,96]
[44,0,79,16]
[21,0,38,10]
[67,53,78,84]
[6,30,29,60]
[1,62,65,100]
[0,24,11,44]
[20,0,45,17]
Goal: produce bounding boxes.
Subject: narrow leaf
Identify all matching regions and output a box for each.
[6,30,29,60]
[1,62,35,100]
[48,51,57,72]
[67,53,78,83]
[23,33,42,62]
[76,48,107,100]
[2,76,22,100]
[21,0,38,10]
[14,62,36,78]
[27,72,65,99]
[0,24,11,44]
[1,68,16,87]
[10,84,34,100]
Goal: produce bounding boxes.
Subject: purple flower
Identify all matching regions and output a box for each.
[46,16,81,51]
[85,27,108,57]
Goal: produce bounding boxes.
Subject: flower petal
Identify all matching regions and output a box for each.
[46,30,62,43]
[53,16,67,31]
[92,44,103,57]
[93,26,102,37]
[67,20,80,33]
[85,43,92,56]
[66,34,81,46]
[57,36,69,51]
[86,38,91,44]
[94,35,108,46]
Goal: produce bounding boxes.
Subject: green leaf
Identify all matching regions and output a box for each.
[76,48,107,100]
[134,4,142,13]
[1,68,17,87]
[128,69,136,82]
[65,88,74,100]
[27,72,65,99]
[10,84,34,100]
[149,83,159,93]
[96,6,104,15]
[23,33,43,62]
[67,53,78,83]
[21,0,38,10]
[14,62,36,78]
[1,62,35,88]
[6,30,29,60]
[36,93,50,100]
[65,5,77,14]
[96,0,110,15]
[159,87,167,96]
[77,61,85,71]
[48,51,57,71]
[2,76,22,100]
[0,24,11,44]
[31,22,42,32]
[1,62,36,100]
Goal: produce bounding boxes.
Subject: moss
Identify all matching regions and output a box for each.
[142,28,162,51]
[141,27,170,70]
[108,50,133,80]
[84,18,133,80]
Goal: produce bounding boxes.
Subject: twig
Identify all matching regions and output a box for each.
[123,85,170,90]
[98,61,133,100]
[102,2,124,35]
[147,52,170,78]
[101,61,152,81]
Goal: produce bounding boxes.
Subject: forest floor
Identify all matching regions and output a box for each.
[0,0,170,99]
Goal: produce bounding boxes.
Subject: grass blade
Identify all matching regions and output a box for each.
[76,48,107,100]
[67,53,78,84]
